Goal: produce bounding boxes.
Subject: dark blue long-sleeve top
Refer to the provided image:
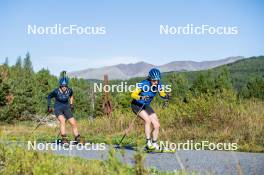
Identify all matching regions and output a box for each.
[47,88,73,108]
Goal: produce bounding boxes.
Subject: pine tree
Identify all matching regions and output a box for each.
[15,56,22,69]
[170,73,189,100]
[11,76,36,120]
[214,67,232,93]
[34,69,52,114]
[8,53,36,120]
[23,52,33,72]
[191,70,214,95]
[0,76,10,106]
[241,76,264,99]
[4,57,9,66]
[0,65,11,121]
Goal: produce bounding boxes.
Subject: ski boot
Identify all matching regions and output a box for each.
[73,134,85,145]
[56,135,70,147]
[145,139,155,151]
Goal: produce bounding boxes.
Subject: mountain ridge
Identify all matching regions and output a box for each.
[68,56,243,80]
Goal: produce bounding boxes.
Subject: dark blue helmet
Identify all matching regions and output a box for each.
[59,77,69,86]
[148,68,161,80]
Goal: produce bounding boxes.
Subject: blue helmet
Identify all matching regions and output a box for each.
[148,68,161,80]
[59,77,69,86]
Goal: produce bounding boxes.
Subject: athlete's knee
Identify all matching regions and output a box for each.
[70,119,77,128]
[139,112,151,125]
[72,123,77,129]
[150,115,160,129]
[153,122,160,130]
[58,116,66,124]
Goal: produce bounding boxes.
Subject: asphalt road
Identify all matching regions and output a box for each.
[35,143,264,175]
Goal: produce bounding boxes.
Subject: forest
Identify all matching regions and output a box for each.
[0,54,263,122]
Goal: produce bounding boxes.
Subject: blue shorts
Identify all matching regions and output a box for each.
[54,105,73,120]
[131,100,155,115]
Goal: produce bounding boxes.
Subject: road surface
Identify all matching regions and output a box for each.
[34,143,264,175]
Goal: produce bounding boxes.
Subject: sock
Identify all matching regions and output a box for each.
[146,138,152,147]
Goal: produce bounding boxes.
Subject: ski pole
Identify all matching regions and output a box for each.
[162,92,172,109]
[117,104,145,147]
[162,99,169,109]
[30,113,50,136]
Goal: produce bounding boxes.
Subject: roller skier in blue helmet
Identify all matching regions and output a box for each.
[131,68,171,150]
[47,72,81,144]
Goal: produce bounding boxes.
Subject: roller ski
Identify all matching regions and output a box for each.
[144,140,176,153]
[55,135,86,147]
[55,135,70,147]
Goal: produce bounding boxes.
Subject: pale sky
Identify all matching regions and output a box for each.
[0,0,263,76]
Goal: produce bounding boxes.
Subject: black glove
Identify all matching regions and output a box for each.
[47,106,53,113]
[140,96,150,101]
[70,104,74,112]
[165,93,172,100]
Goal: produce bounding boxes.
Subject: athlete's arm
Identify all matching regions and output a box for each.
[158,82,167,98]
[159,89,167,98]
[69,88,74,105]
[47,90,56,107]
[70,96,74,105]
[159,89,172,100]
[131,88,142,100]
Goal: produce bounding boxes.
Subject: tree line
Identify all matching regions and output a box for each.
[0,53,263,122]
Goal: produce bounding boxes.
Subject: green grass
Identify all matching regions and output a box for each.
[1,93,263,152]
[0,92,263,174]
[0,143,194,175]
[0,142,138,175]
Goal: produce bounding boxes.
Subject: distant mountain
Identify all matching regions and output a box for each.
[158,57,243,72]
[161,56,264,91]
[69,61,154,80]
[68,56,243,80]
